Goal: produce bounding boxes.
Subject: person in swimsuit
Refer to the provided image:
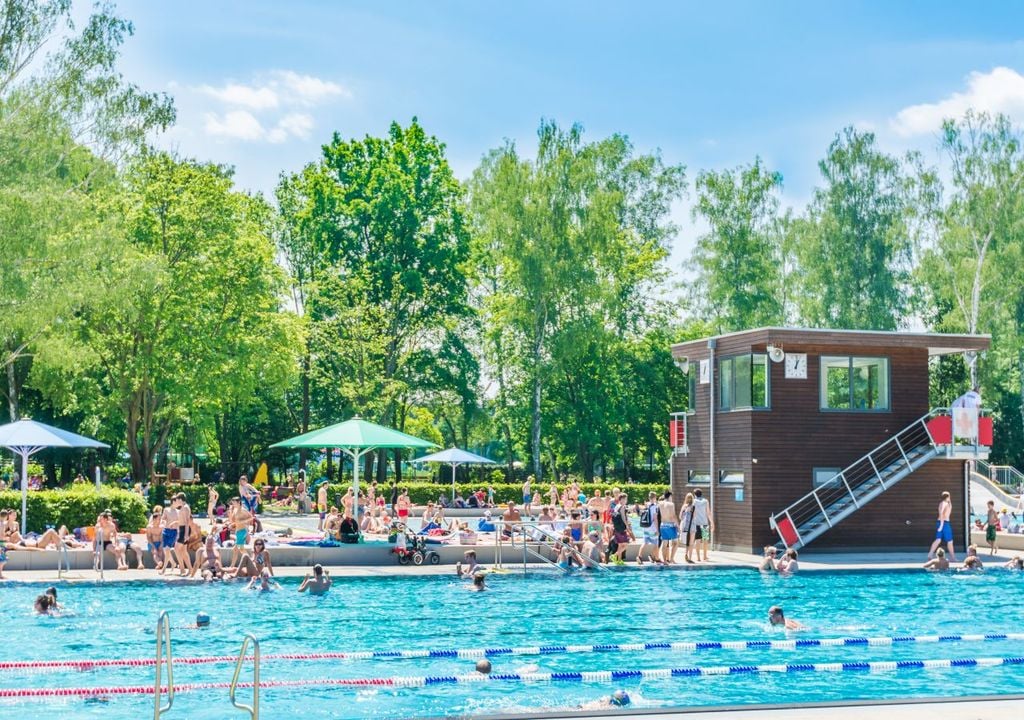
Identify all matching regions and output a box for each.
[927,491,957,561]
[172,493,194,576]
[1003,555,1024,570]
[231,537,273,578]
[227,498,253,571]
[238,475,260,515]
[159,501,179,574]
[759,546,778,572]
[201,535,224,581]
[923,548,950,571]
[959,544,984,571]
[985,500,999,555]
[145,507,165,570]
[247,567,279,592]
[207,485,219,527]
[317,483,329,530]
[658,491,680,563]
[768,605,805,630]
[298,564,332,595]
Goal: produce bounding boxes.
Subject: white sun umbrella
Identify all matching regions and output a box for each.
[413,447,496,503]
[0,419,109,534]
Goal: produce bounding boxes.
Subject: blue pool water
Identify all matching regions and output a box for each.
[1,567,1023,718]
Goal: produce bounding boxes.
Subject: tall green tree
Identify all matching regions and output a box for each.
[0,0,173,420]
[277,119,473,479]
[691,158,785,332]
[794,127,911,330]
[469,121,686,481]
[75,151,297,483]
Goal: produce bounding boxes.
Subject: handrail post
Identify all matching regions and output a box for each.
[893,436,911,468]
[154,611,174,718]
[230,633,260,720]
[812,493,832,527]
[839,472,859,508]
[867,455,887,489]
[95,528,105,581]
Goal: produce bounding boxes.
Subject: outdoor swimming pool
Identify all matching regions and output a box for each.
[1,567,1022,718]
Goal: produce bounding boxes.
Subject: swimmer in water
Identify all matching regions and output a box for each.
[923,547,950,571]
[475,659,492,675]
[298,564,332,595]
[455,550,481,578]
[45,586,63,611]
[1004,555,1024,570]
[578,690,631,710]
[246,568,279,592]
[768,605,805,630]
[759,546,778,572]
[959,544,984,571]
[34,593,55,615]
[466,572,486,592]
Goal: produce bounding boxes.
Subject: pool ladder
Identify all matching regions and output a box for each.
[230,633,261,719]
[153,611,174,718]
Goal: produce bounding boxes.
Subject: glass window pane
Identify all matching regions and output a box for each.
[852,357,889,410]
[688,372,696,412]
[720,471,744,484]
[688,471,711,485]
[734,355,752,408]
[821,356,851,409]
[752,354,768,407]
[720,358,734,410]
[813,467,842,487]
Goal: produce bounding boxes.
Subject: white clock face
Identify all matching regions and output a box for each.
[785,353,808,379]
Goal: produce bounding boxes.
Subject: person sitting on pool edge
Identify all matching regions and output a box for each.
[923,548,950,571]
[768,605,805,630]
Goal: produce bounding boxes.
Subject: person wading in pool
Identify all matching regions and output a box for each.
[927,491,957,562]
[768,605,805,630]
[298,564,332,595]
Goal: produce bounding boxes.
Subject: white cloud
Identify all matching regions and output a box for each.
[203,110,266,141]
[275,112,315,140]
[271,70,350,105]
[190,70,349,144]
[198,82,279,110]
[891,66,1024,137]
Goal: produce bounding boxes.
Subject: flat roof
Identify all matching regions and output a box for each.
[671,327,990,358]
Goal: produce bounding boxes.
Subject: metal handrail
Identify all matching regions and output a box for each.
[94,528,105,581]
[154,611,174,719]
[988,464,1024,494]
[503,520,607,572]
[769,408,949,544]
[229,633,260,719]
[57,541,70,579]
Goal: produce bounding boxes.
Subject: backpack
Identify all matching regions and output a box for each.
[639,504,653,528]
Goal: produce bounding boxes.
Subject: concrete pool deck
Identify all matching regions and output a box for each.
[487,695,1024,720]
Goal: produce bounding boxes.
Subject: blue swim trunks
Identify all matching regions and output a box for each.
[235,528,248,547]
[935,520,953,542]
[161,528,178,548]
[660,523,679,541]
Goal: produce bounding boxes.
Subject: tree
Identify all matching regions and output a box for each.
[0,0,173,419]
[277,119,473,479]
[691,158,785,332]
[469,120,686,481]
[76,151,298,483]
[794,127,911,330]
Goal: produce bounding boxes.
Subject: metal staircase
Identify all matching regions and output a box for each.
[769,408,989,551]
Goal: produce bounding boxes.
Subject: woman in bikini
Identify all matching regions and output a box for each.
[231,538,273,579]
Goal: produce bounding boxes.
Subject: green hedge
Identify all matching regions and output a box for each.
[315,481,669,507]
[0,486,148,533]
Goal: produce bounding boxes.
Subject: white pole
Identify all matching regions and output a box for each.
[452,463,458,503]
[20,450,28,535]
[95,464,101,489]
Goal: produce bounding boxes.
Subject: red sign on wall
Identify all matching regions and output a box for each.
[669,419,685,448]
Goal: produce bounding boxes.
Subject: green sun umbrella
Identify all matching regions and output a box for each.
[271,416,436,524]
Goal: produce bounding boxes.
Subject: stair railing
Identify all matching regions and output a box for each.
[153,611,174,718]
[770,408,944,547]
[229,633,260,719]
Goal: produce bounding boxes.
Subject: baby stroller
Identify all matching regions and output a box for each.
[391,526,440,566]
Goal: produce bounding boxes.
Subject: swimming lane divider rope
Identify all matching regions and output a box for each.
[2,656,1024,699]
[1,632,1022,673]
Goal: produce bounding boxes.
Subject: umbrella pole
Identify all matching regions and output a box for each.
[20,449,28,535]
[451,463,457,503]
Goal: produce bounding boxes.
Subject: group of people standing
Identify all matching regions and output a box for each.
[636,489,713,564]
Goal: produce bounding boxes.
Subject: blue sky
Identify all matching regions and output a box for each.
[109,1,1024,273]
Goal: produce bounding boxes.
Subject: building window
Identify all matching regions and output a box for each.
[688,471,711,486]
[820,356,890,411]
[813,467,842,488]
[688,372,696,412]
[719,470,744,485]
[719,354,769,411]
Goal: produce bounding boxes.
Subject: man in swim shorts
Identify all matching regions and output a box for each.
[317,483,328,531]
[927,490,956,562]
[228,497,253,570]
[658,490,679,563]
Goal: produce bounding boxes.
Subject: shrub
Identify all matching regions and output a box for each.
[0,486,148,533]
[313,481,669,507]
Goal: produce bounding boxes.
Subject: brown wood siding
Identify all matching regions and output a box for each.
[670,336,971,552]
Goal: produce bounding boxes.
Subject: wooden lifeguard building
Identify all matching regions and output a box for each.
[669,328,992,553]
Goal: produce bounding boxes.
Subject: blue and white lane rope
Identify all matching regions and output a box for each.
[394,656,1024,687]
[3,633,1023,673]
[352,633,1024,661]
